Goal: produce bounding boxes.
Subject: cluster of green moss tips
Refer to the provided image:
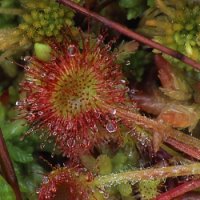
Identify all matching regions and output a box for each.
[0,0,81,63]
[19,0,80,42]
[140,0,200,71]
[138,179,160,200]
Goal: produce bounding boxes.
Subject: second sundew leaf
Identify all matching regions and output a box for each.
[0,176,16,200]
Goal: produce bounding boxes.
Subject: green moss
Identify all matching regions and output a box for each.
[19,0,80,42]
[138,179,160,200]
[140,0,200,72]
[0,176,16,200]
[117,183,132,197]
[96,154,113,175]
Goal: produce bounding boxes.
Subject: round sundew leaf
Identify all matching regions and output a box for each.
[18,29,127,157]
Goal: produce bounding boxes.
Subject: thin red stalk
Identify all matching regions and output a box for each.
[100,102,200,160]
[0,129,22,200]
[156,178,200,200]
[57,0,200,71]
[165,138,200,160]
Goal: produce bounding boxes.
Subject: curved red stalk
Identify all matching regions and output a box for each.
[0,129,22,200]
[57,0,200,71]
[156,178,200,200]
[100,102,200,160]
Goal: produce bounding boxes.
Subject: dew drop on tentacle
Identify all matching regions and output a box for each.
[38,88,46,93]
[125,60,131,66]
[24,65,31,71]
[40,143,46,149]
[27,112,36,121]
[105,44,111,51]
[23,56,31,62]
[41,72,47,78]
[52,131,57,136]
[97,34,104,44]
[16,100,23,106]
[111,109,117,115]
[106,121,117,133]
[91,124,98,132]
[42,176,49,184]
[67,138,76,148]
[38,111,44,116]
[48,73,56,80]
[67,44,77,57]
[120,79,126,84]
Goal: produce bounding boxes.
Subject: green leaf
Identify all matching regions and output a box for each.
[7,143,33,163]
[127,6,143,20]
[147,0,155,7]
[1,120,28,140]
[0,103,6,124]
[119,0,140,8]
[0,176,16,200]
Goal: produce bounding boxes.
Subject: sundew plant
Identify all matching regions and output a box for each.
[2,0,200,200]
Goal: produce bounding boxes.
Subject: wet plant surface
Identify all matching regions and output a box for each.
[1,0,200,200]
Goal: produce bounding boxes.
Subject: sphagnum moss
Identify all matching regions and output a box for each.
[0,0,80,63]
[139,0,200,71]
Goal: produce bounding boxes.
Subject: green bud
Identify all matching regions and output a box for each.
[31,10,38,20]
[185,24,194,31]
[23,14,33,24]
[185,40,193,55]
[34,43,52,61]
[173,23,183,31]
[174,32,183,45]
[112,152,127,169]
[18,23,29,31]
[80,154,96,172]
[96,155,112,175]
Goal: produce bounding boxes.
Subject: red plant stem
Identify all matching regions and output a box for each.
[100,102,200,160]
[57,0,200,71]
[0,129,22,200]
[156,178,200,200]
[165,138,200,161]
